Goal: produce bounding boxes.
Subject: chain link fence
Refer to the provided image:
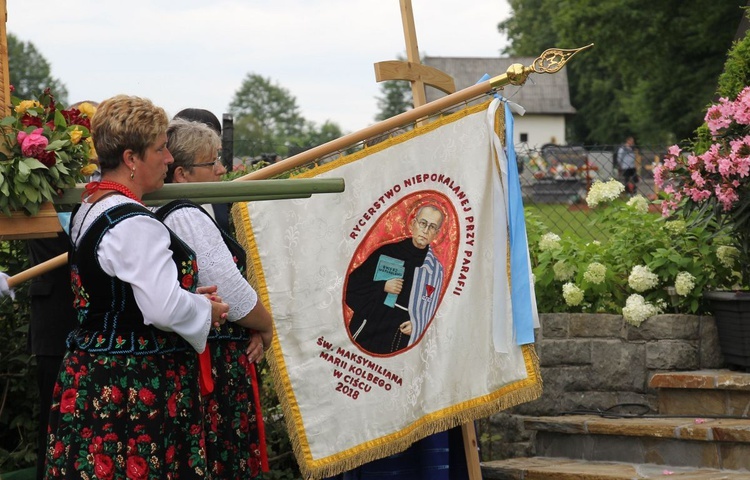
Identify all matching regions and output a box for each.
[516,144,668,239]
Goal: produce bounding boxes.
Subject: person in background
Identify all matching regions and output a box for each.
[173,108,231,233]
[43,95,229,479]
[616,135,639,195]
[160,117,273,478]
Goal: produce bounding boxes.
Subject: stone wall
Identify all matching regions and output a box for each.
[481,313,723,460]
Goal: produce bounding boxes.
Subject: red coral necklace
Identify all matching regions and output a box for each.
[84,181,143,204]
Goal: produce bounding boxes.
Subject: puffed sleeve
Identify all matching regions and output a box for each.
[97,214,212,353]
[162,207,258,322]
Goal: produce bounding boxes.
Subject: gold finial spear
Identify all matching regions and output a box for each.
[491,43,595,89]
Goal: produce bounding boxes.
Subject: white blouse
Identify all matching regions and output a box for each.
[70,195,212,353]
[160,205,258,322]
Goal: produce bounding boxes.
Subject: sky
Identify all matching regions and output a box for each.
[7,1,511,134]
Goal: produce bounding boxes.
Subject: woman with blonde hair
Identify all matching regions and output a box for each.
[43,95,229,479]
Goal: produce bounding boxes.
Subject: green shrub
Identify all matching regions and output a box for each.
[0,241,37,474]
[527,182,737,324]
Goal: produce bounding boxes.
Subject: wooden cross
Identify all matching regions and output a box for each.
[374,2,481,479]
[373,0,456,110]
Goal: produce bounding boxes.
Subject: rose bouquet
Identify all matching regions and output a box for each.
[0,88,97,216]
[655,85,750,287]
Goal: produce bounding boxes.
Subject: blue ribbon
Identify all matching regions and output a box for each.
[478,74,536,345]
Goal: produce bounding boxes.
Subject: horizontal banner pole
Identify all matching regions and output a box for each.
[10,179,344,286]
[54,178,345,205]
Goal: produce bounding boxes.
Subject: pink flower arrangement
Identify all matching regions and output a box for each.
[655,85,750,286]
[0,88,97,216]
[656,86,750,215]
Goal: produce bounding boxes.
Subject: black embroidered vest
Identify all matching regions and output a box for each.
[67,202,199,355]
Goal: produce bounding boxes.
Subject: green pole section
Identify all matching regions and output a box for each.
[53,178,345,206]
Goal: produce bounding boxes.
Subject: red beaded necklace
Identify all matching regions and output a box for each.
[84,180,143,204]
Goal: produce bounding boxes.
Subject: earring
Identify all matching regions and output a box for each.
[130,168,135,180]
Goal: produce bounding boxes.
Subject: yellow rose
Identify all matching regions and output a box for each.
[14,100,41,114]
[85,136,97,159]
[77,102,96,118]
[80,163,99,176]
[69,127,83,145]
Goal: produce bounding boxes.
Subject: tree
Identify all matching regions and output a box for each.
[7,33,68,104]
[374,80,412,121]
[286,120,344,157]
[499,0,745,144]
[229,73,343,159]
[498,0,559,58]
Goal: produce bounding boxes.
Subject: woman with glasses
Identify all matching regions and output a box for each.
[157,117,273,479]
[173,108,231,233]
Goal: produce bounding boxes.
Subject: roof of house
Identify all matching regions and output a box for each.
[422,56,576,115]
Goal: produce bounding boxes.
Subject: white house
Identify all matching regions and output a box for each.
[422,56,576,149]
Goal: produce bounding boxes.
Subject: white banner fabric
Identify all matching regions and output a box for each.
[235,100,541,479]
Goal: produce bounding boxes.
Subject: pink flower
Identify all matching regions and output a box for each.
[718,156,734,177]
[663,156,677,170]
[690,170,706,187]
[16,128,48,158]
[705,100,731,134]
[653,165,665,188]
[716,185,739,211]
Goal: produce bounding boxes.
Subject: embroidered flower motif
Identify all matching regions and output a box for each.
[180,257,198,291]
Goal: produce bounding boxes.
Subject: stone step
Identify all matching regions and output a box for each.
[523,414,750,470]
[481,457,750,479]
[650,370,750,417]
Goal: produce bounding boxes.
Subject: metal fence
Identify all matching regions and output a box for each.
[516,144,668,239]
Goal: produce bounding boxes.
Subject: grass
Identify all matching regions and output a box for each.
[526,203,604,242]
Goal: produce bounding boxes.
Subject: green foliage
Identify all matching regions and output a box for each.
[374,80,412,122]
[7,34,67,104]
[256,361,302,479]
[499,0,745,144]
[498,0,559,58]
[718,8,750,99]
[527,195,737,318]
[0,241,37,474]
[664,17,750,289]
[229,74,344,160]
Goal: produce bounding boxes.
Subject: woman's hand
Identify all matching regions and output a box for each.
[199,285,228,327]
[0,272,15,300]
[210,300,229,327]
[197,285,218,295]
[245,332,265,363]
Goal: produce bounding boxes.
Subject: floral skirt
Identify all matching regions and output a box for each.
[204,339,266,479]
[43,349,207,479]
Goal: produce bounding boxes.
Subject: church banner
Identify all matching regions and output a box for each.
[234,99,542,479]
